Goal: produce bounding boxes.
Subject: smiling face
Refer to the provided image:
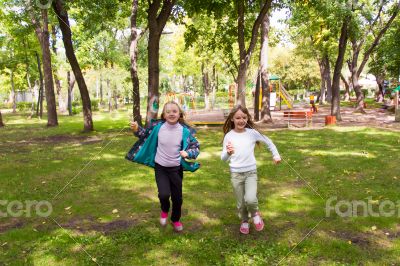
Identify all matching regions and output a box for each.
[231,109,248,132]
[162,103,180,124]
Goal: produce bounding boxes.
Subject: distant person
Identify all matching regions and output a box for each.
[221,105,281,234]
[310,94,317,113]
[126,101,200,232]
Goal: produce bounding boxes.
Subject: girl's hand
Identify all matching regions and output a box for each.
[273,158,281,164]
[180,150,188,158]
[130,121,139,132]
[226,141,235,155]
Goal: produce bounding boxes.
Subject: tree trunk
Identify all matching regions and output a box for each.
[324,56,332,103]
[67,71,75,116]
[202,62,211,110]
[236,0,273,106]
[0,110,4,127]
[341,74,351,101]
[254,71,260,121]
[53,0,93,131]
[259,12,272,122]
[129,0,143,126]
[99,72,103,105]
[107,78,112,112]
[51,26,65,113]
[10,69,16,113]
[35,52,44,118]
[331,18,350,121]
[317,58,326,105]
[146,0,176,125]
[211,66,216,110]
[375,74,385,102]
[39,9,58,126]
[349,39,367,114]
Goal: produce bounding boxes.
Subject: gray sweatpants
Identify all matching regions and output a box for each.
[230,170,259,221]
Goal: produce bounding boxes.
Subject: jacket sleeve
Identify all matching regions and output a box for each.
[185,134,200,159]
[134,120,158,139]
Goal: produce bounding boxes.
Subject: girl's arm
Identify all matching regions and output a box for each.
[185,134,200,159]
[133,120,158,138]
[252,130,281,161]
[220,135,231,161]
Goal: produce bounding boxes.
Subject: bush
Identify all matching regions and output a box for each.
[72,100,81,107]
[72,106,82,115]
[17,102,35,111]
[215,91,229,98]
[91,99,99,111]
[0,102,13,109]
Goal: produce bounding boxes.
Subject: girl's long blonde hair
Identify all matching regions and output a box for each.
[222,105,257,135]
[160,101,188,125]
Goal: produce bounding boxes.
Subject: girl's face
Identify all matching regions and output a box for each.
[163,103,180,124]
[231,109,248,132]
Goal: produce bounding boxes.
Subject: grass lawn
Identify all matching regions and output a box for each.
[0,110,399,265]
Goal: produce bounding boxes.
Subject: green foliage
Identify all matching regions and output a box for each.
[368,16,400,80]
[16,101,35,111]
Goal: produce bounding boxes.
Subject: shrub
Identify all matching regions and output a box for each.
[17,102,36,111]
[91,99,99,111]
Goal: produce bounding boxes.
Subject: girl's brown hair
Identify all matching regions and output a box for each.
[222,105,257,135]
[160,101,188,125]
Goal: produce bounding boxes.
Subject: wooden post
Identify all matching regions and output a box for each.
[325,115,336,126]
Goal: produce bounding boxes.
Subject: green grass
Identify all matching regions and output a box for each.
[1,110,400,265]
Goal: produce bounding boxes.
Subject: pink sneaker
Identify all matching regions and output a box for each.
[253,212,264,231]
[160,211,168,227]
[240,221,250,235]
[172,221,183,232]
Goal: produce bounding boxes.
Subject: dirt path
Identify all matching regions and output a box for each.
[186,104,400,130]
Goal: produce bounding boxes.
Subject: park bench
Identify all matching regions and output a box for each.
[283,110,313,127]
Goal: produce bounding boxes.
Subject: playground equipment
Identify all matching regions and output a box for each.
[163,92,196,113]
[257,75,294,110]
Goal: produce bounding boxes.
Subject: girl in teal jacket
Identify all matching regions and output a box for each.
[126,101,200,232]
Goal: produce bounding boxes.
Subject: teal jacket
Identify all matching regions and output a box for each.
[125,120,200,172]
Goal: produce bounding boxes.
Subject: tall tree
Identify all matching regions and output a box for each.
[259,11,272,122]
[0,110,4,127]
[50,26,65,113]
[129,0,144,126]
[145,0,176,124]
[29,2,58,126]
[331,16,350,121]
[52,0,93,131]
[348,0,400,113]
[236,0,272,106]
